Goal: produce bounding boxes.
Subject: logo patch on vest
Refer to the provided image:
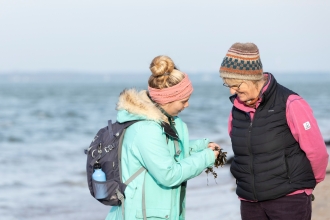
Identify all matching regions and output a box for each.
[303,121,311,130]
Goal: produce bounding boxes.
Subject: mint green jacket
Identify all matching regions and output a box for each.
[105,89,214,220]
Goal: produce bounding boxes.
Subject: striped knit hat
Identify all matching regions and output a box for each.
[219,43,263,80]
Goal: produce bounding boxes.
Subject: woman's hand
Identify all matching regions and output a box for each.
[208,142,220,159]
[208,142,220,151]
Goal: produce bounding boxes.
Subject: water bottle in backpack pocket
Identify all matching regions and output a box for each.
[92,162,107,199]
[91,160,123,205]
[87,144,125,205]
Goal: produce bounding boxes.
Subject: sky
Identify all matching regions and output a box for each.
[1,0,330,74]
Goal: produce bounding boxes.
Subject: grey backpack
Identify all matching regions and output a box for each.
[85,120,145,206]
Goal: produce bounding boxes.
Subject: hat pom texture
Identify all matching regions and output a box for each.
[219,43,263,80]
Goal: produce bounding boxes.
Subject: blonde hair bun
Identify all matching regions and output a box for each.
[149,55,175,77]
[148,55,185,89]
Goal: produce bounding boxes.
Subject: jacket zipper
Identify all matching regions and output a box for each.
[247,116,258,201]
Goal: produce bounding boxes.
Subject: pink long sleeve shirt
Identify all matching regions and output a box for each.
[228,74,329,200]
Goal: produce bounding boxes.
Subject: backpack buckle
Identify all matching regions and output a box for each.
[116,189,124,202]
[98,143,102,154]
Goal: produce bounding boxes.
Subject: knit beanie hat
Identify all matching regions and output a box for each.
[219,43,263,80]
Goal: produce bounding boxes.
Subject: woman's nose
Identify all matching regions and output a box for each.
[230,88,236,95]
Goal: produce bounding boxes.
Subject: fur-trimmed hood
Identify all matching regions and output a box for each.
[116,89,167,123]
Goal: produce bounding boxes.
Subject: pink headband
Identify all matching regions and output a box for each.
[148,73,193,105]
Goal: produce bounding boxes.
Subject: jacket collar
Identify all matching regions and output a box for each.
[259,72,277,106]
[116,89,167,122]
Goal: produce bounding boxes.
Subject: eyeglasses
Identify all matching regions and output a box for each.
[222,82,244,90]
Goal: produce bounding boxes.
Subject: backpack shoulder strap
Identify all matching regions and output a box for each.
[108,120,113,137]
[115,120,146,182]
[117,128,126,182]
[124,167,146,185]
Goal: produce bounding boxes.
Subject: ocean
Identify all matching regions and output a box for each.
[1,72,330,220]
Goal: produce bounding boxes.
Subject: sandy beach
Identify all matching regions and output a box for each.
[312,162,330,220]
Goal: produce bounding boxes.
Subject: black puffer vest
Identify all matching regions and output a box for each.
[230,73,316,202]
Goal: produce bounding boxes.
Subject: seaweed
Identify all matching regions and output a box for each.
[205,148,227,180]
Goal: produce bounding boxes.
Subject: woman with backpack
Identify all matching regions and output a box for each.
[105,55,220,220]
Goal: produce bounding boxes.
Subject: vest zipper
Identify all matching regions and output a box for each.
[248,120,258,201]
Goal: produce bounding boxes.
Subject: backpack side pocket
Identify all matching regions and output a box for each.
[92,179,122,206]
